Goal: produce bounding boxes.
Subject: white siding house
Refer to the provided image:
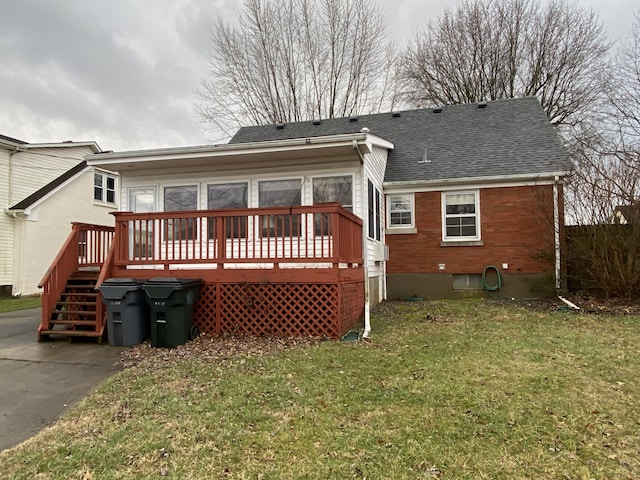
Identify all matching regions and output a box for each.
[1,134,116,296]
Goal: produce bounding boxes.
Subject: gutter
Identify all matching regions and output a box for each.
[384,171,571,192]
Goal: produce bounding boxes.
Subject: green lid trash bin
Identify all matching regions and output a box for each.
[143,277,202,348]
[99,278,149,347]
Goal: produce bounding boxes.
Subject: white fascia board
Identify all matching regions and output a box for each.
[0,139,24,150]
[384,171,571,194]
[87,133,392,167]
[25,141,102,153]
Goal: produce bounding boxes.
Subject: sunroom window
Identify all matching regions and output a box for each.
[258,179,301,237]
[164,185,198,240]
[312,175,353,235]
[207,183,248,239]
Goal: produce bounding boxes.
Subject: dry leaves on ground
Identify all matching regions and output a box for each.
[119,333,324,369]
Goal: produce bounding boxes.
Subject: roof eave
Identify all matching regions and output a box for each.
[384,171,571,191]
[87,133,393,169]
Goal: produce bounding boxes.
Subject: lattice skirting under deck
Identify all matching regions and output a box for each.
[193,281,364,338]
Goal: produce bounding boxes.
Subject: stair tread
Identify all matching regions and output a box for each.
[50,319,97,325]
[52,310,97,316]
[39,329,102,337]
[56,301,97,306]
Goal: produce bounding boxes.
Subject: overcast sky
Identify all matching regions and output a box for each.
[0,0,636,152]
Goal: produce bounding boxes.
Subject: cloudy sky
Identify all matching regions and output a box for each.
[0,0,636,152]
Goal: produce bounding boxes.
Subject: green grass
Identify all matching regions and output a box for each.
[0,296,41,313]
[2,299,639,479]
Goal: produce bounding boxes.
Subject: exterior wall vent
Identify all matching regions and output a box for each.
[276,123,286,129]
[432,107,442,113]
[349,117,358,122]
[312,120,322,125]
[392,112,401,117]
[478,101,487,109]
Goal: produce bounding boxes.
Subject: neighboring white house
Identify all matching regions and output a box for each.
[1,134,118,296]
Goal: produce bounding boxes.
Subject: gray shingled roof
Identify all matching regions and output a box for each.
[229,97,570,183]
[0,133,27,145]
[8,161,87,211]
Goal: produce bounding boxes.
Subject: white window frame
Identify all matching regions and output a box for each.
[441,190,481,242]
[311,174,354,212]
[387,193,415,229]
[93,170,117,205]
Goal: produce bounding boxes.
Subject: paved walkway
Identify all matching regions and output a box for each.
[0,308,125,452]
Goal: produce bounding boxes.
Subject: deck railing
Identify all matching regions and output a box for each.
[38,223,115,337]
[110,203,363,270]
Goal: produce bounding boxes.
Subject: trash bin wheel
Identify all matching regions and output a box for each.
[189,324,200,340]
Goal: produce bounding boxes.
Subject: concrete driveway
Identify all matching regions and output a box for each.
[0,308,125,452]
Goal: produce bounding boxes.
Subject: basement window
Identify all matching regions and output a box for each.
[452,274,483,291]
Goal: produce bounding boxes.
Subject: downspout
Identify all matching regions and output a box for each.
[8,146,24,207]
[9,211,27,297]
[553,176,561,290]
[353,139,371,338]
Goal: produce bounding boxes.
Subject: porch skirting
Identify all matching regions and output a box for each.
[193,279,365,338]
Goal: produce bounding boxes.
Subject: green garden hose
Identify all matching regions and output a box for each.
[482,265,502,291]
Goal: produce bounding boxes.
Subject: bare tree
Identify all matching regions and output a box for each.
[197,0,399,139]
[400,0,610,133]
[564,13,640,297]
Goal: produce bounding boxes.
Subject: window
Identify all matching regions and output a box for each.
[313,176,353,235]
[164,185,198,240]
[442,191,480,240]
[312,176,353,211]
[128,187,156,258]
[388,194,414,227]
[259,179,301,237]
[367,180,382,240]
[207,183,248,239]
[94,171,116,204]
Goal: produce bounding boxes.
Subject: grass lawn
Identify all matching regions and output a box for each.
[1,299,639,479]
[0,296,41,313]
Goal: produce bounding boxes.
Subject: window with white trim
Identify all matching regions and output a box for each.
[312,175,353,235]
[258,179,301,237]
[94,171,116,204]
[164,185,198,240]
[207,183,248,239]
[388,194,414,227]
[442,191,480,240]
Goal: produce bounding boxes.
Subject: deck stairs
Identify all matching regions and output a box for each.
[38,270,104,343]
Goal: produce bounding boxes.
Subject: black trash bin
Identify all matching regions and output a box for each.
[99,278,149,347]
[143,277,202,348]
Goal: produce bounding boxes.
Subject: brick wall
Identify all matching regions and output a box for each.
[386,185,557,275]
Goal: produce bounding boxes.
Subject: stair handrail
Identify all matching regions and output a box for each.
[95,230,118,289]
[38,222,115,340]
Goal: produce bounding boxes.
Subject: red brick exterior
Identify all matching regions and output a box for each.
[386,185,558,275]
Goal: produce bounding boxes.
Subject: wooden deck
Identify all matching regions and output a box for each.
[40,204,365,340]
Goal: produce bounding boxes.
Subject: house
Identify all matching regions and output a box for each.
[0,134,117,297]
[229,97,571,299]
[612,204,640,225]
[40,97,568,341]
